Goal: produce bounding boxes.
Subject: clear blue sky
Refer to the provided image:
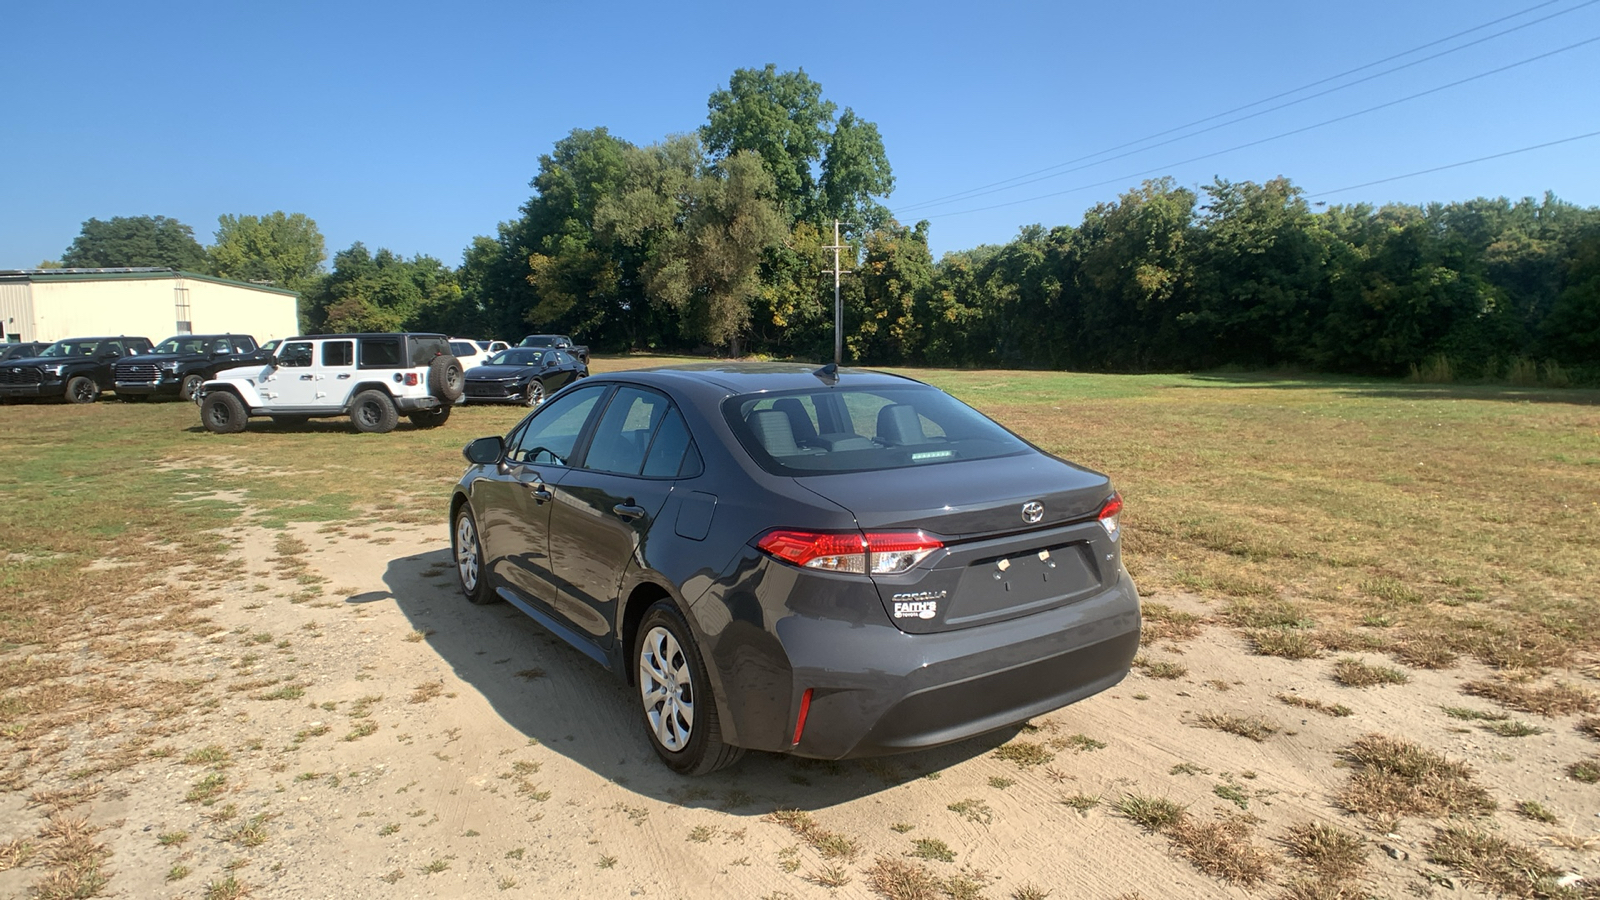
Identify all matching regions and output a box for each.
[3,0,1597,269]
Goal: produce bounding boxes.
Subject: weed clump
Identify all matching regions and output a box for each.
[1248,627,1322,660]
[1133,656,1187,679]
[1424,825,1566,897]
[1331,658,1408,688]
[1276,694,1352,717]
[764,809,859,861]
[1140,602,1203,644]
[1338,734,1493,819]
[1194,711,1280,742]
[1114,793,1186,833]
[1462,679,1597,717]
[993,741,1054,768]
[1282,822,1366,881]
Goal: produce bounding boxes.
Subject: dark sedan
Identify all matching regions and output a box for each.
[462,348,587,406]
[449,364,1140,774]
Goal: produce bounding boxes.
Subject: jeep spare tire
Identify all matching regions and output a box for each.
[429,355,464,402]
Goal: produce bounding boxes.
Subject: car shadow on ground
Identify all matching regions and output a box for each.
[377,548,1017,813]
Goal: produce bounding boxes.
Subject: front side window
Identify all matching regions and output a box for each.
[322,341,354,367]
[278,342,314,367]
[232,337,256,353]
[504,384,608,467]
[359,338,402,368]
[724,385,1028,475]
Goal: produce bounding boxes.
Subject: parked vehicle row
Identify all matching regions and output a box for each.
[0,336,156,404]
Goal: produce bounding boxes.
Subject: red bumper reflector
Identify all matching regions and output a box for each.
[792,688,814,745]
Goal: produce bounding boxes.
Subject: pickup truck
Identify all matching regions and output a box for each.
[113,333,262,402]
[0,335,155,403]
[517,334,588,365]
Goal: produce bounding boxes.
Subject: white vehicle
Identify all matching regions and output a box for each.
[448,338,509,366]
[197,333,463,434]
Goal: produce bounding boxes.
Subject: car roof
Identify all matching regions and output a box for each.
[588,363,922,398]
[281,333,446,340]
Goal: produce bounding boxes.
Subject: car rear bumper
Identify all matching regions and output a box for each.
[695,560,1140,759]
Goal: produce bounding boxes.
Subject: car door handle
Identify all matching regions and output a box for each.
[612,503,646,521]
[526,484,552,503]
[300,375,314,381]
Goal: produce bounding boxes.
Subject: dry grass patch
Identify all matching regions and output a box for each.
[1515,800,1559,824]
[1275,877,1373,899]
[765,809,859,861]
[1194,711,1280,742]
[1133,656,1186,679]
[1390,633,1459,669]
[993,741,1054,768]
[1578,717,1600,741]
[408,680,444,704]
[1139,602,1202,644]
[1114,793,1187,833]
[1462,678,1598,717]
[1424,826,1570,898]
[1224,598,1312,629]
[1338,734,1494,819]
[1168,813,1277,887]
[1331,657,1408,687]
[1275,693,1352,717]
[1248,627,1321,660]
[1281,822,1366,881]
[1568,759,1600,784]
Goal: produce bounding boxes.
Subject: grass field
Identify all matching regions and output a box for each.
[1,360,1597,896]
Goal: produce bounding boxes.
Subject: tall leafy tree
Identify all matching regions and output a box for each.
[61,215,207,270]
[208,211,327,295]
[307,243,459,334]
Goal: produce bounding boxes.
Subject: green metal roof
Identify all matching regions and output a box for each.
[0,267,300,297]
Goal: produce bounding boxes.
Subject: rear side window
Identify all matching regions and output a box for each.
[723,386,1028,475]
[410,337,449,366]
[322,341,354,367]
[582,387,698,478]
[359,338,402,368]
[450,341,476,357]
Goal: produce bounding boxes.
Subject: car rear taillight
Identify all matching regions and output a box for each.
[792,688,814,745]
[1097,492,1123,540]
[405,373,419,386]
[757,529,943,575]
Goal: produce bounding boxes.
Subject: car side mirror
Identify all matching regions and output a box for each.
[544,358,556,368]
[464,436,505,465]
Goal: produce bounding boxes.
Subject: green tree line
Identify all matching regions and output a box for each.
[51,65,1600,382]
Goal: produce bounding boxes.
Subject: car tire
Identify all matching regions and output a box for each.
[408,405,451,428]
[350,389,399,434]
[179,374,204,402]
[522,381,544,407]
[635,601,743,776]
[65,376,99,404]
[201,391,248,434]
[452,505,495,605]
[428,355,464,402]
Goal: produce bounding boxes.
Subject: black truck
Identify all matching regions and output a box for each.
[113,334,262,402]
[0,336,155,404]
[517,333,589,365]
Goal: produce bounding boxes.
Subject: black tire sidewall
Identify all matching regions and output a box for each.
[350,390,398,433]
[636,602,719,774]
[429,356,464,402]
[66,376,98,404]
[201,392,246,433]
[179,374,204,402]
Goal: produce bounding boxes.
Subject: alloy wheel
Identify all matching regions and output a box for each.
[455,514,479,593]
[639,626,694,752]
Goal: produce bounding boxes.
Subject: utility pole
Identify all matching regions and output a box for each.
[822,219,852,366]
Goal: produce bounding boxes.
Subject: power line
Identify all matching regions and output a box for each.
[1307,129,1600,197]
[894,0,1594,214]
[916,33,1600,220]
[894,0,1600,215]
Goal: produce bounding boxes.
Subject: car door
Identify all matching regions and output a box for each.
[261,340,319,407]
[475,383,611,610]
[546,386,695,649]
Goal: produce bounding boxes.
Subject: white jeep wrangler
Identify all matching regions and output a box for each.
[197,333,463,434]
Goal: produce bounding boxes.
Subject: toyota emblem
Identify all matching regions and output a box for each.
[1021,501,1044,524]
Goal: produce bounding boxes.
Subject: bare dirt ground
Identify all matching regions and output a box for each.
[5,516,1597,899]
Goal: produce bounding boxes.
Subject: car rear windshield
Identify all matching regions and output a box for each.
[722,385,1030,475]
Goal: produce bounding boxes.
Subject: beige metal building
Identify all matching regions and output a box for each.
[0,268,299,345]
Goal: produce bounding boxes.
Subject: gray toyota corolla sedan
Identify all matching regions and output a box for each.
[450,363,1140,774]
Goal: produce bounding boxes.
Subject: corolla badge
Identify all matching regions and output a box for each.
[892,590,946,619]
[1021,500,1045,524]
